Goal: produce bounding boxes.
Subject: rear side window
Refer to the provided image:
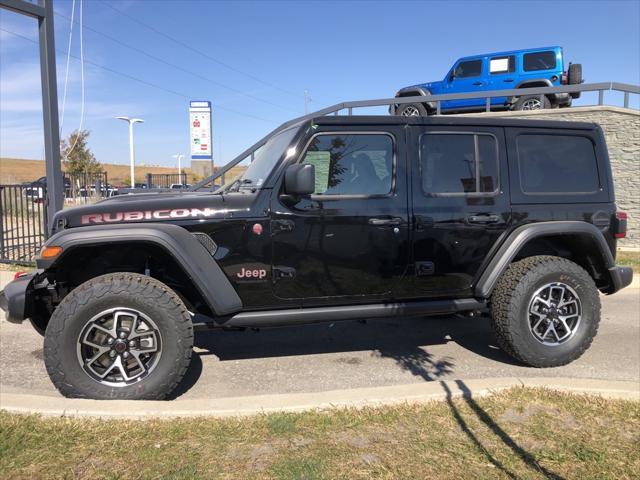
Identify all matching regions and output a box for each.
[523,51,557,71]
[300,133,393,196]
[489,56,515,74]
[516,135,599,194]
[454,59,483,78]
[420,133,499,195]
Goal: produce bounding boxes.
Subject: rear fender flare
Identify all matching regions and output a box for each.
[38,223,242,316]
[475,221,614,298]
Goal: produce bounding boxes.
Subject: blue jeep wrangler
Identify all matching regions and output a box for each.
[393,46,582,116]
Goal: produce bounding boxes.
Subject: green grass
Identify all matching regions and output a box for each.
[617,251,640,272]
[1,387,638,480]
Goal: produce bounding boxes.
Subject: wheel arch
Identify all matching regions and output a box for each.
[475,221,616,298]
[394,87,436,112]
[37,223,242,317]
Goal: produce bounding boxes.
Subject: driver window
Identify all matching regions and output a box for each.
[300,133,393,196]
[454,59,483,79]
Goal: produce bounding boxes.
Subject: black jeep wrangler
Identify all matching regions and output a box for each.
[0,116,633,400]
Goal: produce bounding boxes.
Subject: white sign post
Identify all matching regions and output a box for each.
[189,101,213,171]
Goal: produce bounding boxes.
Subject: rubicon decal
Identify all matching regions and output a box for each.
[81,208,222,225]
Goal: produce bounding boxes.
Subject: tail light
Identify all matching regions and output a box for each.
[561,72,568,85]
[13,271,28,280]
[615,211,628,239]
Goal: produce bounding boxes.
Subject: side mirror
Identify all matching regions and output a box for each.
[449,71,456,82]
[284,164,315,196]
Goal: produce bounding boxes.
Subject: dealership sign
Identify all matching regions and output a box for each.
[189,101,212,159]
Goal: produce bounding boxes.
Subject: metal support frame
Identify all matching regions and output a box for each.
[191,80,640,192]
[0,0,63,232]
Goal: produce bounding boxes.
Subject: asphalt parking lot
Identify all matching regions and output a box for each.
[1,282,638,400]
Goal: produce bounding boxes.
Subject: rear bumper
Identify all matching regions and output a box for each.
[0,272,35,324]
[608,265,634,294]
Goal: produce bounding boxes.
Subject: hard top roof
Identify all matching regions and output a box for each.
[309,115,597,131]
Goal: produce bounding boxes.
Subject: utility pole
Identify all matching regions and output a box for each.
[304,89,311,114]
[172,153,184,182]
[1,0,63,231]
[115,117,144,188]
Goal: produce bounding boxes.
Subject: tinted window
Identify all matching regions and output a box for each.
[490,55,515,74]
[420,133,498,195]
[301,134,393,196]
[523,51,557,71]
[454,60,483,78]
[517,135,599,194]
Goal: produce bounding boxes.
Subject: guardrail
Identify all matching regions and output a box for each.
[192,81,639,191]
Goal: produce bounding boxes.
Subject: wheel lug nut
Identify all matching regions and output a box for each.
[109,350,116,358]
[123,352,130,359]
[129,340,136,348]
[119,332,127,339]
[108,338,114,345]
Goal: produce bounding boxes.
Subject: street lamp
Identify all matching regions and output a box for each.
[172,153,184,182]
[116,116,144,188]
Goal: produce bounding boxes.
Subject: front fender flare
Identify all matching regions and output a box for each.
[475,221,615,299]
[38,223,242,316]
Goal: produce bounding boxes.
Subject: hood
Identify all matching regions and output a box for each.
[52,191,258,231]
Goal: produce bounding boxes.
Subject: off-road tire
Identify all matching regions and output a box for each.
[44,273,193,400]
[568,63,582,98]
[514,94,551,111]
[490,255,600,367]
[396,103,428,117]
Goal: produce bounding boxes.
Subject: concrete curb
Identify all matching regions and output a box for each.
[1,377,638,419]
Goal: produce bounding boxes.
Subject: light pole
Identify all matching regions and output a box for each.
[116,116,144,187]
[172,153,184,183]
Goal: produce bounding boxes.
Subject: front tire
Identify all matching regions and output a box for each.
[514,95,551,111]
[44,273,193,400]
[396,103,428,116]
[490,256,600,367]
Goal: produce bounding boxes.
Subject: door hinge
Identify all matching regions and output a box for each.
[271,219,295,234]
[273,266,296,281]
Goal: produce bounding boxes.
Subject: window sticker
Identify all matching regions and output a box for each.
[302,151,331,193]
[490,58,509,73]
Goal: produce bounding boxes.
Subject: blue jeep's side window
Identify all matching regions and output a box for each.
[523,51,557,71]
[517,135,599,194]
[454,60,483,78]
[489,56,515,74]
[420,133,498,195]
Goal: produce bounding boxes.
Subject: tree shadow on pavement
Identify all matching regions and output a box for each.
[176,313,523,396]
[442,380,566,480]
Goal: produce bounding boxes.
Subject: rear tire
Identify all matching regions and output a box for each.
[490,256,600,367]
[396,103,428,117]
[514,95,551,111]
[44,273,193,400]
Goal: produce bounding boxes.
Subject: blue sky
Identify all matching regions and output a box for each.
[1,0,639,171]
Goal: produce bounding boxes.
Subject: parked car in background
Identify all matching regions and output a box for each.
[170,183,192,190]
[392,46,582,116]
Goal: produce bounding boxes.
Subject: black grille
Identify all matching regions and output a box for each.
[192,232,217,256]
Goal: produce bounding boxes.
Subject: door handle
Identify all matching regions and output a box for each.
[472,82,484,86]
[503,79,514,83]
[467,214,501,224]
[369,217,402,227]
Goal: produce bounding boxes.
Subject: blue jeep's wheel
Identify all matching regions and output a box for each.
[396,103,428,116]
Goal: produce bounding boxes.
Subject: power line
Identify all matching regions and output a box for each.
[0,27,278,125]
[53,10,298,114]
[99,0,303,100]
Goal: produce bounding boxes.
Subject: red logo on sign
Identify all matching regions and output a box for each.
[193,119,200,127]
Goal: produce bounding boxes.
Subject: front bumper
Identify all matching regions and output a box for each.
[608,265,633,294]
[0,272,36,324]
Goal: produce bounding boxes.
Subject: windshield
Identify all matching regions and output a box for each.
[222,127,298,192]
